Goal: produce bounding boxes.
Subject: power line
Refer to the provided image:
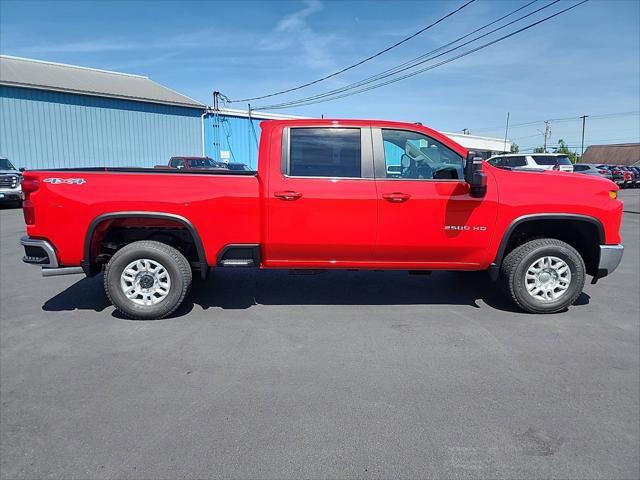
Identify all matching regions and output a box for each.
[473,110,640,133]
[519,137,640,150]
[229,0,477,103]
[256,0,553,110]
[256,0,589,110]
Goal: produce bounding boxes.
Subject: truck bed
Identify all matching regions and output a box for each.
[23,168,261,268]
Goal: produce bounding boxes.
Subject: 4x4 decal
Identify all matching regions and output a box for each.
[43,178,86,185]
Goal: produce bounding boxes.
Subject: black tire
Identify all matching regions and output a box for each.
[104,240,192,319]
[501,238,585,314]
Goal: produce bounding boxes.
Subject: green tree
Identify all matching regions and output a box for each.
[533,146,545,153]
[510,142,519,153]
[553,139,578,163]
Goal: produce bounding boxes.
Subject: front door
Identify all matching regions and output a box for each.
[373,127,498,268]
[265,126,377,267]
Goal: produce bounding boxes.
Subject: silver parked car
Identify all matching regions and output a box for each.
[573,163,614,180]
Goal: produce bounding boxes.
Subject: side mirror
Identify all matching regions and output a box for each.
[464,151,487,198]
[19,167,25,172]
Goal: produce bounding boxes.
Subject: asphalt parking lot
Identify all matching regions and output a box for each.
[1,190,639,480]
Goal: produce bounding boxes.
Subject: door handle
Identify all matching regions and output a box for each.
[382,192,411,203]
[274,190,303,201]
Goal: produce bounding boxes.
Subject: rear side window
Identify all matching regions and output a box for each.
[506,156,527,167]
[289,128,361,178]
[534,155,572,166]
[574,165,589,171]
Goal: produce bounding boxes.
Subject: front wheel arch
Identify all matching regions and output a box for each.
[491,214,604,279]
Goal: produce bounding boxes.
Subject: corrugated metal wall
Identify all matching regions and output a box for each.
[0,86,203,169]
[203,113,263,169]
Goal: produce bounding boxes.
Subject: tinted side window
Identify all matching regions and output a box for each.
[488,157,502,166]
[289,128,361,178]
[533,155,571,166]
[507,156,527,167]
[574,165,589,171]
[381,129,463,180]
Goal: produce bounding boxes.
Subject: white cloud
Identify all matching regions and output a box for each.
[259,0,337,70]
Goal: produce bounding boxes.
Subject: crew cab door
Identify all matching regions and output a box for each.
[372,127,498,267]
[265,125,377,267]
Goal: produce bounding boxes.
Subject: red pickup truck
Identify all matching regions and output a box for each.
[20,119,624,319]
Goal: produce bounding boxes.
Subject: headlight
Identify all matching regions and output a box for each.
[609,190,618,200]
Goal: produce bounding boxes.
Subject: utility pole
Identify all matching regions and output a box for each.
[580,115,589,160]
[543,120,551,153]
[213,91,220,111]
[503,112,510,152]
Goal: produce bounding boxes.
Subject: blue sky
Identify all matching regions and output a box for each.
[1,0,639,151]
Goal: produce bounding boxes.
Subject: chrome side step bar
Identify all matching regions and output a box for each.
[42,267,84,277]
[219,259,254,267]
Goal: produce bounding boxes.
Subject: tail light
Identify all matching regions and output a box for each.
[598,170,608,174]
[21,176,39,225]
[21,176,39,195]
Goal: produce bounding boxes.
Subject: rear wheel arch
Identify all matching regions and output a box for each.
[491,214,604,278]
[83,212,208,279]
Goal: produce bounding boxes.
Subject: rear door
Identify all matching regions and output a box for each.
[265,126,377,267]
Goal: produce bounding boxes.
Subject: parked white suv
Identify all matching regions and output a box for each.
[487,153,574,172]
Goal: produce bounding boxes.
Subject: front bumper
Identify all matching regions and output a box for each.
[596,244,624,279]
[0,188,23,202]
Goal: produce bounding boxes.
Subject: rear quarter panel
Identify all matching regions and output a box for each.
[25,171,260,266]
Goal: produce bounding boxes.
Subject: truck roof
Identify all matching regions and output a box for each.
[261,118,468,156]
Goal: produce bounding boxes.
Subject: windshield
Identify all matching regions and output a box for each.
[0,158,16,170]
[533,155,572,166]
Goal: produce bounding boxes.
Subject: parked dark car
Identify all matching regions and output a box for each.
[225,162,252,171]
[598,165,625,186]
[617,166,639,187]
[168,156,229,170]
[573,163,614,180]
[628,166,640,187]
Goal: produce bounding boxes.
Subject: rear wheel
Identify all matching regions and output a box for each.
[501,238,585,314]
[104,240,192,319]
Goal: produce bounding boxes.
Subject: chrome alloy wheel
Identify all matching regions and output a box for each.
[119,258,171,306]
[525,256,571,302]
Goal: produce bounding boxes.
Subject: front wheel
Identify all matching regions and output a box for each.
[501,238,585,314]
[104,240,192,319]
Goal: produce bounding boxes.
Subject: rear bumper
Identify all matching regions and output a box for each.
[20,236,84,276]
[21,236,58,267]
